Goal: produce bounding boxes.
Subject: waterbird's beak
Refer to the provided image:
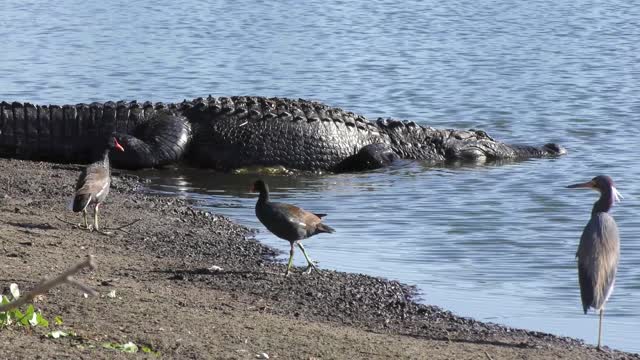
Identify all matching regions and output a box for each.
[114,138,125,152]
[567,180,595,189]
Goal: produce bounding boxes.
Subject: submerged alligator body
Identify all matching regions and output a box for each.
[0,96,565,172]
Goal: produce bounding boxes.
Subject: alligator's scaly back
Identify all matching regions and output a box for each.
[182,96,387,171]
[0,101,191,168]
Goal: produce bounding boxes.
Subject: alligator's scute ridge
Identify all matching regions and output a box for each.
[0,97,565,172]
[0,101,191,168]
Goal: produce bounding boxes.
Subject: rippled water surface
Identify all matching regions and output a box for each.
[2,0,640,352]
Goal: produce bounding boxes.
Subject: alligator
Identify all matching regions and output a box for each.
[0,96,565,172]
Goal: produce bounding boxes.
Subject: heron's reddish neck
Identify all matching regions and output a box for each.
[258,187,270,203]
[592,186,613,214]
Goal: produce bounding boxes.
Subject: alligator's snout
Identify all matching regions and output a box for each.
[543,143,567,156]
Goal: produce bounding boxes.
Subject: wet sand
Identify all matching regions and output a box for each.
[0,158,636,359]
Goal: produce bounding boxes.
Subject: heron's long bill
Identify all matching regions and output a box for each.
[567,180,595,189]
[567,180,623,203]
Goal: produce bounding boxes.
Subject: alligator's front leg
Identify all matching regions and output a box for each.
[333,143,399,172]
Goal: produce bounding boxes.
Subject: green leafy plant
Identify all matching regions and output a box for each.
[0,284,49,328]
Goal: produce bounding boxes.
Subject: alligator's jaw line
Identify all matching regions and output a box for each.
[0,97,565,172]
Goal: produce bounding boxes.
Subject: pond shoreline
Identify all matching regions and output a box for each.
[0,158,635,359]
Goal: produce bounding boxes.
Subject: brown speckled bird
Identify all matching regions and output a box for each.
[73,136,124,232]
[252,180,335,276]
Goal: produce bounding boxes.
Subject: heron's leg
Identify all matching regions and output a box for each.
[284,242,295,276]
[597,308,604,350]
[297,242,318,274]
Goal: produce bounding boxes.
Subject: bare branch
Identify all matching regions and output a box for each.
[0,255,97,313]
[65,278,98,297]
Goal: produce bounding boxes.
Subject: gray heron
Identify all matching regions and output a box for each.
[567,175,622,350]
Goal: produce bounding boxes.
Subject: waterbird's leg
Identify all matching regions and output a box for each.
[78,209,92,230]
[93,204,99,231]
[298,242,318,274]
[284,242,295,276]
[597,308,604,350]
[94,203,112,236]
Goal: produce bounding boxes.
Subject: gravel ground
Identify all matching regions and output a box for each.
[0,158,637,359]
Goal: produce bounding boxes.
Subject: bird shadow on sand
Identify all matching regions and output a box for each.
[5,221,56,230]
[154,267,273,280]
[402,332,546,350]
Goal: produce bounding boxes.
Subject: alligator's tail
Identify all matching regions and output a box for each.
[0,101,191,169]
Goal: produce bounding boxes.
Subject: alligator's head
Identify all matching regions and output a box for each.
[376,119,566,163]
[510,142,567,157]
[444,134,567,161]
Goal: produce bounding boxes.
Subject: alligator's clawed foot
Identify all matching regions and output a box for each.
[334,143,398,172]
[543,142,567,155]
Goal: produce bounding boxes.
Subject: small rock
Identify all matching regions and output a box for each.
[100,279,116,286]
[256,353,269,359]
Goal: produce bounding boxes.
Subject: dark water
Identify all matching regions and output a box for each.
[2,0,639,352]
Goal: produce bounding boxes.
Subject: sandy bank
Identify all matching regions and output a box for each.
[0,158,636,359]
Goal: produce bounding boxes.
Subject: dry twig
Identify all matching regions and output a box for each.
[55,216,141,234]
[54,215,78,227]
[103,218,141,234]
[0,255,97,312]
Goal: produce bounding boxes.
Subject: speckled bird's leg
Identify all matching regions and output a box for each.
[78,209,92,230]
[297,242,318,274]
[94,203,112,236]
[285,242,295,276]
[93,203,99,231]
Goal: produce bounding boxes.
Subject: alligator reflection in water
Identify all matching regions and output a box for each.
[0,96,565,172]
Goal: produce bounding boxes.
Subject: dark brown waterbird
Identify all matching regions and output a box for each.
[72,136,125,232]
[567,175,622,350]
[252,180,335,276]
